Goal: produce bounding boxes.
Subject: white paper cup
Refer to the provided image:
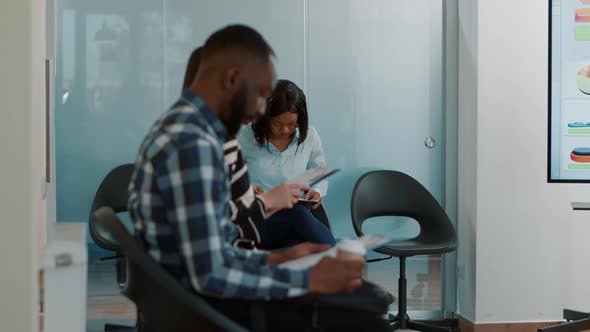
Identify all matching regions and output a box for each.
[336,239,366,261]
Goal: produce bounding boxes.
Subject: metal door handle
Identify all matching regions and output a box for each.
[425,137,437,148]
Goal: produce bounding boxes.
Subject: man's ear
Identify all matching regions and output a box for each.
[222,67,240,92]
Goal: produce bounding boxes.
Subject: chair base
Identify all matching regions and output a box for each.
[388,256,456,331]
[116,257,127,289]
[388,314,456,332]
[105,323,135,332]
[538,309,590,332]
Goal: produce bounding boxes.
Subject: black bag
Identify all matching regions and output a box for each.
[250,281,391,332]
[207,281,391,332]
[297,280,390,315]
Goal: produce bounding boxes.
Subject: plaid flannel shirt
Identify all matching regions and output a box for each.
[128,90,309,300]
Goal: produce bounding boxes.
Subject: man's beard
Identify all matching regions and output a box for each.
[225,84,249,137]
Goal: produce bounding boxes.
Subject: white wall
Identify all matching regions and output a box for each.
[0,0,45,330]
[458,0,590,323]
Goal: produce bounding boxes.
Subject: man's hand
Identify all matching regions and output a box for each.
[260,183,309,212]
[252,185,265,195]
[309,256,364,294]
[304,190,322,210]
[266,242,331,265]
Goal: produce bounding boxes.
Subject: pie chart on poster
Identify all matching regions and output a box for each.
[576,65,590,95]
[571,147,590,163]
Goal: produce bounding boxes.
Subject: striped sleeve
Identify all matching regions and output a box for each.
[224,138,267,247]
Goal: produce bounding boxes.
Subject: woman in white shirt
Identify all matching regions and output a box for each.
[238,79,335,249]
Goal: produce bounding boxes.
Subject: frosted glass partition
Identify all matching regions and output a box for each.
[308,0,444,240]
[304,1,445,311]
[162,0,305,106]
[53,0,447,312]
[55,0,305,226]
[55,0,165,226]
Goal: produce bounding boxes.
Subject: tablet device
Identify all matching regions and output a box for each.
[297,199,318,207]
[290,167,340,187]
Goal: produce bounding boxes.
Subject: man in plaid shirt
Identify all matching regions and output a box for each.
[129,25,388,331]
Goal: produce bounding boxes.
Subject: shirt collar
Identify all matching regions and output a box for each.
[288,128,301,147]
[181,89,227,141]
[265,128,301,153]
[293,127,301,140]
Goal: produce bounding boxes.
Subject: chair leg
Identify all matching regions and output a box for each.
[563,309,590,322]
[538,318,590,332]
[116,257,127,289]
[398,257,409,329]
[387,258,410,330]
[104,323,135,332]
[387,257,455,332]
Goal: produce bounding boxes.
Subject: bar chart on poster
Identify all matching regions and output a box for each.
[549,0,590,181]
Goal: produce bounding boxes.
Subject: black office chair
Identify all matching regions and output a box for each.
[93,206,249,332]
[351,170,458,332]
[89,163,136,332]
[89,163,135,288]
[538,309,590,332]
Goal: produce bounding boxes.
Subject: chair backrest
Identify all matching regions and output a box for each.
[93,207,249,332]
[351,170,457,248]
[89,163,135,251]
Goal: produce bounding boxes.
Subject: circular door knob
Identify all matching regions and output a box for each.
[425,137,437,148]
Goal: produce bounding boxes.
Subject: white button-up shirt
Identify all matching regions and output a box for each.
[237,124,328,197]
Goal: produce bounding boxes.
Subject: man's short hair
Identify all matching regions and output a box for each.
[201,25,275,65]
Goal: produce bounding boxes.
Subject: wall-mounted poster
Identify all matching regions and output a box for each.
[549,0,590,181]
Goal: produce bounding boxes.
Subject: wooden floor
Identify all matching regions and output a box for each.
[86,256,443,327]
[87,261,135,321]
[87,258,590,332]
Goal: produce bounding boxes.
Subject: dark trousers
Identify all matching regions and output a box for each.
[205,282,391,332]
[260,205,336,250]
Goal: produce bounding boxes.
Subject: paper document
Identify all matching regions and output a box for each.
[278,234,396,270]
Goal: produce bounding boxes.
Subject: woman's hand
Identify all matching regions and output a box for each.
[304,190,322,210]
[260,183,309,212]
[252,185,265,195]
